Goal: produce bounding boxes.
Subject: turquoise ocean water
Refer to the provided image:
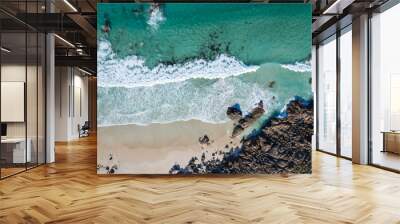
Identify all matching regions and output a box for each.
[97,3,312,126]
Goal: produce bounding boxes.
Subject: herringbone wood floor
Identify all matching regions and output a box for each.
[1,135,400,224]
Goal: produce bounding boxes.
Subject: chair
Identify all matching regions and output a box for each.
[79,121,90,138]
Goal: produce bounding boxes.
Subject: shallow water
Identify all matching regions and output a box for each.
[97,3,312,126]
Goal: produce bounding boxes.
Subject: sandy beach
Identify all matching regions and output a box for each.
[97,120,241,174]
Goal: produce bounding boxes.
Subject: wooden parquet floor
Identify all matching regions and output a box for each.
[1,135,400,224]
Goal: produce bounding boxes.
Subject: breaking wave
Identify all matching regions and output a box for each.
[281,61,311,73]
[97,39,312,126]
[98,40,260,88]
[147,4,165,30]
[98,78,275,126]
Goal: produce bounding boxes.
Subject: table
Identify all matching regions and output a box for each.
[1,138,31,163]
[382,131,400,154]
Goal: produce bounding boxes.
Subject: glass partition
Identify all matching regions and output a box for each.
[0,1,46,179]
[27,31,38,169]
[370,4,400,171]
[317,35,337,154]
[1,31,28,177]
[339,27,352,158]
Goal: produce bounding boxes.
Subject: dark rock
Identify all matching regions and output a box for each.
[232,105,265,137]
[198,135,210,145]
[169,164,181,174]
[268,81,276,88]
[227,104,243,121]
[257,100,264,109]
[171,98,313,174]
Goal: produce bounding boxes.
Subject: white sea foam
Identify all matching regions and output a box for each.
[281,61,311,73]
[97,40,311,126]
[97,40,260,88]
[147,4,165,30]
[97,77,276,127]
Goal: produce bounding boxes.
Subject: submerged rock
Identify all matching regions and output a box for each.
[268,81,276,88]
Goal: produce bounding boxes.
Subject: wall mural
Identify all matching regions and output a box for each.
[97,3,313,174]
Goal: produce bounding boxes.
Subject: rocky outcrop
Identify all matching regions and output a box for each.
[226,105,243,121]
[169,98,313,174]
[232,104,265,138]
[97,153,119,174]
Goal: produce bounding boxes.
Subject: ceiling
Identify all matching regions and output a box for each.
[0,0,393,75]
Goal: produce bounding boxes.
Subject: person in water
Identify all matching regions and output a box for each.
[102,14,111,33]
[149,3,161,14]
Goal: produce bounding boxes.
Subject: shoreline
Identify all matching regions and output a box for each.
[171,98,313,174]
[97,119,241,174]
[97,118,229,128]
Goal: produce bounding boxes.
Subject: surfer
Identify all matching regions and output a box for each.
[149,3,161,14]
[102,14,111,33]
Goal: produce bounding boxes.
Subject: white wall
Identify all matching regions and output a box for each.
[71,73,89,138]
[1,65,42,137]
[1,65,26,139]
[1,63,46,164]
[55,67,89,141]
[55,66,69,141]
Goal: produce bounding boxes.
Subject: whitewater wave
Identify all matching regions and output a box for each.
[97,40,260,88]
[281,61,311,73]
[98,77,277,127]
[147,4,165,30]
[97,40,312,126]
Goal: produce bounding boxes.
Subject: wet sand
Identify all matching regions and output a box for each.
[97,120,241,174]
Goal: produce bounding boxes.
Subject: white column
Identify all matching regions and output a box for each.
[45,0,56,163]
[352,14,369,164]
[46,33,55,163]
